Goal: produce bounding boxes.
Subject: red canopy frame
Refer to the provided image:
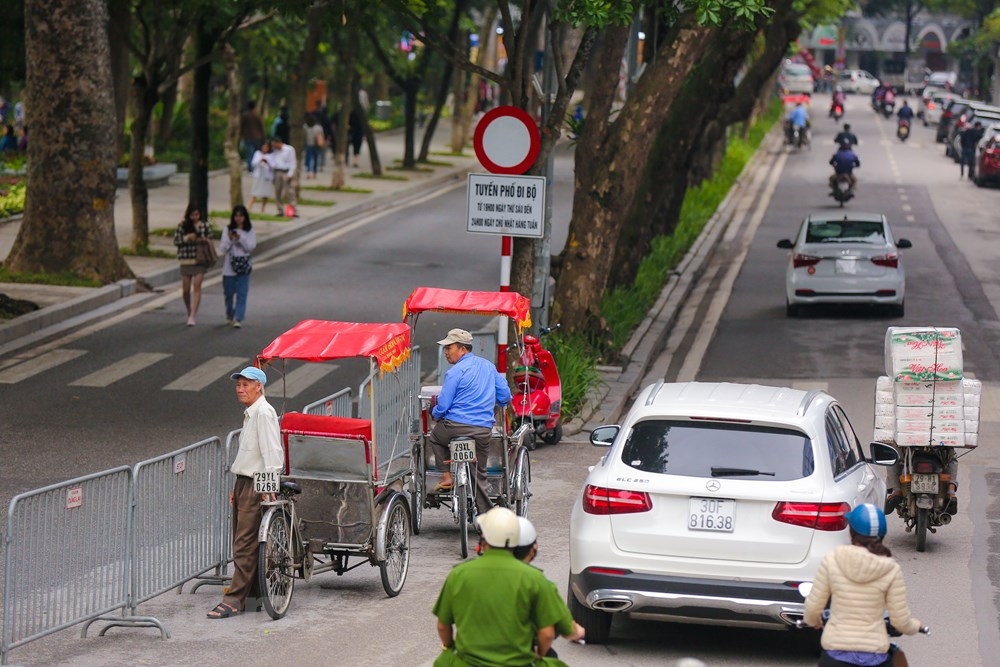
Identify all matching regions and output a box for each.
[401,287,531,331]
[259,320,411,373]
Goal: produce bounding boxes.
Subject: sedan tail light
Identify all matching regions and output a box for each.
[943,110,953,120]
[792,254,821,268]
[927,101,935,111]
[582,485,652,515]
[772,501,850,531]
[871,254,899,268]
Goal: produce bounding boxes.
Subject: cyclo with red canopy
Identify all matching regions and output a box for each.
[402,287,533,559]
[252,320,415,618]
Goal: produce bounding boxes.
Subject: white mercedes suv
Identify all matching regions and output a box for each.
[567,381,898,644]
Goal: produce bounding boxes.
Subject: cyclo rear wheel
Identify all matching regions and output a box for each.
[258,508,295,619]
[512,446,531,517]
[379,493,411,597]
[457,464,470,559]
[410,442,424,535]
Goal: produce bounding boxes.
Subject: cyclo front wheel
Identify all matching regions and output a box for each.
[456,463,470,559]
[512,446,531,518]
[410,442,425,535]
[257,508,295,619]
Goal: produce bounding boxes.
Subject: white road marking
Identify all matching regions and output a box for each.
[0,349,87,384]
[902,204,912,212]
[906,215,916,222]
[266,363,338,398]
[163,356,248,391]
[69,352,172,387]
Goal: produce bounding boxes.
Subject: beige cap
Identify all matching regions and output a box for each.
[437,328,473,346]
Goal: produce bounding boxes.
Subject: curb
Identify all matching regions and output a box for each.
[564,126,784,436]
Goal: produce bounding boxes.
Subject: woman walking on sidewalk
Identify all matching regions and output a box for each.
[248,140,275,213]
[219,205,256,328]
[173,203,213,327]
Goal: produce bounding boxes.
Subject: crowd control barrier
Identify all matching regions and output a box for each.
[358,346,421,478]
[302,387,353,417]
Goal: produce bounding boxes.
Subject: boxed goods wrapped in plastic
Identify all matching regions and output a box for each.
[894,386,963,407]
[877,376,893,392]
[874,415,895,430]
[885,327,963,382]
[893,406,966,420]
[873,427,896,443]
[895,431,965,447]
[895,419,964,433]
[875,403,895,416]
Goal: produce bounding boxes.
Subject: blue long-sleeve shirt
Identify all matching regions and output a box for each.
[432,353,512,428]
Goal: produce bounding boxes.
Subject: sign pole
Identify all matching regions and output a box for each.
[498,235,512,373]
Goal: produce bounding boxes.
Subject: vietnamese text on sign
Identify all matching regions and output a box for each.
[466,173,546,238]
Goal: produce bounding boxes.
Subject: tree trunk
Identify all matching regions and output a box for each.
[188,20,215,214]
[551,17,717,335]
[402,84,418,168]
[129,81,156,251]
[289,4,325,203]
[224,43,243,209]
[156,79,178,152]
[107,0,130,162]
[8,0,131,282]
[418,0,465,162]
[451,66,470,154]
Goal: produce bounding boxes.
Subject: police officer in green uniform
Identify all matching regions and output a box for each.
[433,508,582,666]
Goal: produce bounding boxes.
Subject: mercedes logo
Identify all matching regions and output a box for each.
[705,480,721,492]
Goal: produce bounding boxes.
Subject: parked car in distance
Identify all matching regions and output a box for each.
[922,89,960,126]
[839,69,880,95]
[946,105,1000,162]
[777,212,911,317]
[975,123,1000,187]
[925,70,958,92]
[938,98,973,144]
[567,381,899,644]
[779,62,815,95]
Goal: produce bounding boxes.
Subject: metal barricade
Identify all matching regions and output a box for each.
[302,387,353,417]
[2,467,134,665]
[358,346,421,482]
[187,430,240,593]
[130,438,224,604]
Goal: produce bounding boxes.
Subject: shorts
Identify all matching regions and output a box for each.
[180,264,207,277]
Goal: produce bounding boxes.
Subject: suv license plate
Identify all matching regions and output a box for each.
[450,440,477,464]
[910,473,939,494]
[688,497,735,532]
[254,471,279,494]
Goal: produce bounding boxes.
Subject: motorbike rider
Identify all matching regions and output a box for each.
[885,451,958,516]
[786,101,809,144]
[830,86,846,117]
[803,504,924,667]
[829,140,860,189]
[833,123,859,148]
[872,84,886,110]
[881,88,896,115]
[896,100,914,125]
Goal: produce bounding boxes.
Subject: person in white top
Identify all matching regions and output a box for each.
[268,135,298,216]
[207,366,283,619]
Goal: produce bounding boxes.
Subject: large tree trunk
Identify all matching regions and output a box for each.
[8,0,131,282]
[551,17,717,335]
[224,43,243,209]
[188,19,215,214]
[402,84,419,168]
[129,80,156,251]
[107,0,130,162]
[289,5,325,203]
[418,0,465,162]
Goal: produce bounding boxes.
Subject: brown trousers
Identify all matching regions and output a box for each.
[224,476,262,610]
[429,420,494,516]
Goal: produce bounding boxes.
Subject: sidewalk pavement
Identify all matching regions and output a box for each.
[0,129,480,349]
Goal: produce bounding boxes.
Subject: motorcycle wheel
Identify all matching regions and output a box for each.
[541,422,563,445]
[915,508,928,552]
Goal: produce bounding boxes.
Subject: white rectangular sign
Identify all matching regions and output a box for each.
[467,173,545,238]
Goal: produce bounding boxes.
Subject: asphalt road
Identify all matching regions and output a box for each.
[4,100,1000,666]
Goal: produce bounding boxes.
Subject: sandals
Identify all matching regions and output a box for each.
[433,481,453,493]
[207,602,241,619]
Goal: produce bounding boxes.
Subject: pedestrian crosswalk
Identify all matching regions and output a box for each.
[0,347,339,398]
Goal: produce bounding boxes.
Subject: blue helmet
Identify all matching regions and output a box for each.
[846,504,887,538]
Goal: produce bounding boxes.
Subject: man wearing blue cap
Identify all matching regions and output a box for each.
[207,366,283,619]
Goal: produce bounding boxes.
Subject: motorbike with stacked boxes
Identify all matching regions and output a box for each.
[875,326,980,552]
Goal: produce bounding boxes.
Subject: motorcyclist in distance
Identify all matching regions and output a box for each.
[833,123,859,148]
[830,86,846,117]
[829,140,860,189]
[786,101,809,144]
[896,100,914,125]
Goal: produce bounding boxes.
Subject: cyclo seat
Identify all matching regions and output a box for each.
[280,480,303,495]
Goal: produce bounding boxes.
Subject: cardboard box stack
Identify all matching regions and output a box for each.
[874,327,980,448]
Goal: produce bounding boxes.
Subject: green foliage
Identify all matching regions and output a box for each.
[0,266,101,288]
[602,99,782,348]
[0,181,25,218]
[547,331,604,419]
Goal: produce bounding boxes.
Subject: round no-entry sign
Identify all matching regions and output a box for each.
[473,106,540,175]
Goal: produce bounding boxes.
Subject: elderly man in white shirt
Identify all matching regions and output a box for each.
[269,135,298,216]
[207,366,284,619]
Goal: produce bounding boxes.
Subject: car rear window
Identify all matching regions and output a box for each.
[806,220,885,244]
[619,420,814,481]
[784,64,811,77]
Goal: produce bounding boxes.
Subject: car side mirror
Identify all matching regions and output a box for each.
[777,239,794,249]
[868,441,899,466]
[590,425,619,447]
[896,238,912,249]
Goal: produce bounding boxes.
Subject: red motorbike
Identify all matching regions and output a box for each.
[511,326,563,450]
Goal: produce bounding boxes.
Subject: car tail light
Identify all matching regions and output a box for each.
[586,566,632,576]
[582,485,652,515]
[772,501,850,531]
[792,254,821,268]
[943,110,953,120]
[927,101,935,110]
[871,254,899,268]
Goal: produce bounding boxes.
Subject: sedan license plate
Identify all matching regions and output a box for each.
[910,473,939,494]
[449,439,477,464]
[254,471,279,494]
[835,258,858,274]
[688,497,735,532]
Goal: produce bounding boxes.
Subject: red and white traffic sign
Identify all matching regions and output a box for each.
[473,106,540,175]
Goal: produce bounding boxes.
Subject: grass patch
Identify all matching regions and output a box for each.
[547,332,604,419]
[297,198,335,207]
[120,246,174,259]
[0,266,102,288]
[355,172,409,181]
[301,184,374,194]
[421,159,454,167]
[388,163,434,173]
[431,150,471,158]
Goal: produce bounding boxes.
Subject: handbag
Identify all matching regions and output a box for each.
[195,238,218,269]
[231,254,252,276]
